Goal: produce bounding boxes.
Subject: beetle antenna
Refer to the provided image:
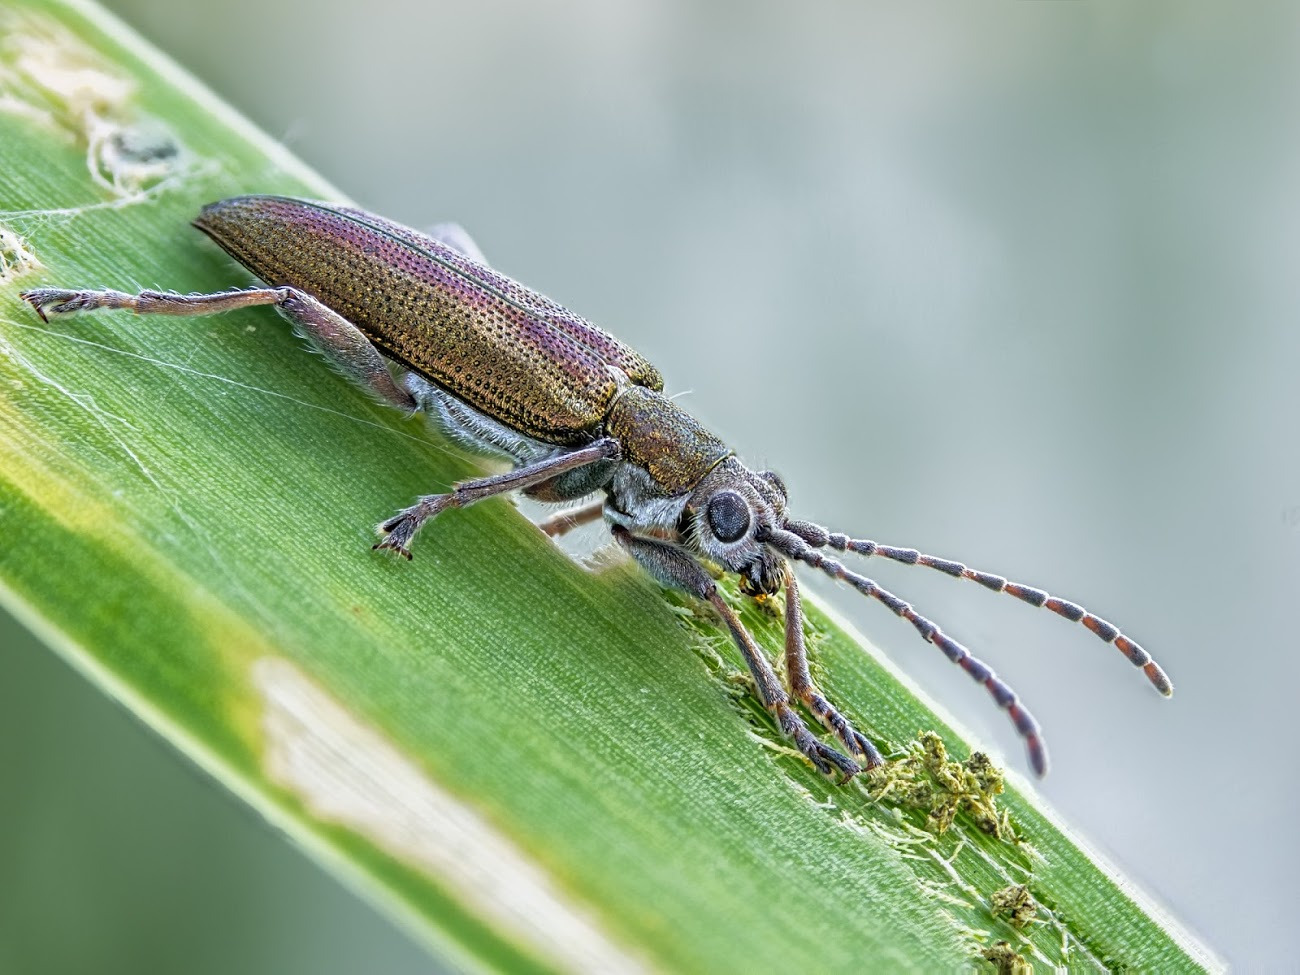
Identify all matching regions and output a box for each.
[782,519,1172,698]
[758,524,1049,776]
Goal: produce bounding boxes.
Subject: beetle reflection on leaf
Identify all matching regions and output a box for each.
[21,196,1173,779]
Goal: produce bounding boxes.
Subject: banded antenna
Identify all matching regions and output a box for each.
[759,521,1173,777]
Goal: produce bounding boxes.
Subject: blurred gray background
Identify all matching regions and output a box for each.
[3,1,1295,971]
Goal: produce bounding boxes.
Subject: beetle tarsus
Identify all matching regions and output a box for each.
[20,288,103,320]
[781,572,884,770]
[802,691,882,770]
[371,539,414,560]
[374,495,454,559]
[777,702,862,778]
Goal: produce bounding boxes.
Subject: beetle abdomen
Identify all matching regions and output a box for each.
[194,196,663,445]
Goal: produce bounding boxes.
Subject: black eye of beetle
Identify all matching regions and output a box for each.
[706,491,751,543]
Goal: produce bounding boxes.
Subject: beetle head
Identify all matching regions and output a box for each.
[684,459,790,595]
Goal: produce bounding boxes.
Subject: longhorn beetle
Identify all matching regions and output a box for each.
[21,196,1173,778]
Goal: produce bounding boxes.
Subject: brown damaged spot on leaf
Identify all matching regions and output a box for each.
[982,940,1033,975]
[990,883,1038,929]
[865,731,1012,838]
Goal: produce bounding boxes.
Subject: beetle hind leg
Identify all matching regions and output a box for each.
[19,285,417,412]
[275,290,418,411]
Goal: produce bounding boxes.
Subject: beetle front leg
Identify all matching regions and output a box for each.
[611,526,861,779]
[376,438,621,558]
[20,285,417,412]
[782,572,882,769]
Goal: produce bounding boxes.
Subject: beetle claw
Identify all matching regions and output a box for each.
[810,740,861,780]
[373,511,419,560]
[21,288,82,321]
[777,702,861,779]
[814,697,882,771]
[373,495,457,561]
[372,538,414,560]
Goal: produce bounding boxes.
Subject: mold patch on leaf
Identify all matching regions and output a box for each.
[865,731,1012,838]
[982,940,1033,974]
[990,884,1038,929]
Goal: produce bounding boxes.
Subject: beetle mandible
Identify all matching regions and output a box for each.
[21,196,1173,778]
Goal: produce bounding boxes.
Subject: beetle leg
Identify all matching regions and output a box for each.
[277,291,419,411]
[536,500,606,538]
[611,526,861,779]
[764,524,1051,777]
[782,572,882,769]
[375,438,621,559]
[20,285,417,412]
[425,222,489,265]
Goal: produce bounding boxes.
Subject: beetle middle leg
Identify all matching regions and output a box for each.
[524,462,615,538]
[782,573,882,768]
[20,285,417,411]
[375,438,622,558]
[536,500,606,538]
[425,222,488,265]
[612,526,861,778]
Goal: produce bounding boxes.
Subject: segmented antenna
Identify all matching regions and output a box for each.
[760,525,1050,777]
[783,520,1173,697]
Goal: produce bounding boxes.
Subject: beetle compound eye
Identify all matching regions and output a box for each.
[706,491,751,543]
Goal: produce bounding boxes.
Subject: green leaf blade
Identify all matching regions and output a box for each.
[0,2,1221,971]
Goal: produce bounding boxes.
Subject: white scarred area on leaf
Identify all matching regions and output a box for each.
[0,9,188,197]
[0,224,40,283]
[254,658,650,975]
